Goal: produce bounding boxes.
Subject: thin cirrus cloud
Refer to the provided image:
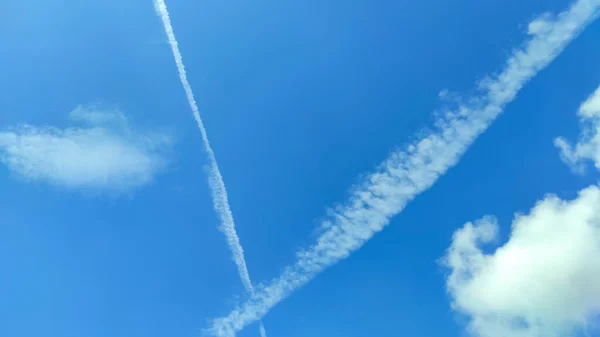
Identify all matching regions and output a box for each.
[442,186,600,337]
[207,1,600,335]
[0,105,170,191]
[152,1,267,336]
[555,84,600,171]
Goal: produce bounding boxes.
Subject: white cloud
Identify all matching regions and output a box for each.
[555,85,600,172]
[207,1,600,335]
[528,13,555,36]
[443,185,600,337]
[0,107,170,191]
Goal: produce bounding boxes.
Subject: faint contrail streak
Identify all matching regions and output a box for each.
[207,0,600,335]
[153,1,267,336]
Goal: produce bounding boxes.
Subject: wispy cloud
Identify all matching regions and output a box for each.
[152,1,267,336]
[0,106,170,191]
[555,84,600,171]
[442,185,600,337]
[207,1,600,335]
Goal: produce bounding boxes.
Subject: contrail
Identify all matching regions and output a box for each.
[207,0,600,335]
[153,1,267,336]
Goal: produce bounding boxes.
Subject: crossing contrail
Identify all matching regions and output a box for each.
[153,1,267,336]
[207,0,600,335]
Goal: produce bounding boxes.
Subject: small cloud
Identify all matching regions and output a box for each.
[0,105,171,191]
[579,86,600,118]
[554,85,600,172]
[527,12,555,36]
[69,105,128,128]
[442,186,600,337]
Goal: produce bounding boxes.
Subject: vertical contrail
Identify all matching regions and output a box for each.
[153,1,267,336]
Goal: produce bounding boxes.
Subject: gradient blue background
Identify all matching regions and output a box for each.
[1,0,599,336]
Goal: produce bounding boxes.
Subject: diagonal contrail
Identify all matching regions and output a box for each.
[153,1,267,336]
[207,0,600,335]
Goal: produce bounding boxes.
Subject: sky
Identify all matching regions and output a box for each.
[1,0,600,337]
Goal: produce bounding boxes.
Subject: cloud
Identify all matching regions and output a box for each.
[555,85,600,172]
[443,185,600,337]
[0,106,170,191]
[527,13,555,36]
[206,1,600,335]
[153,1,267,336]
[69,105,129,127]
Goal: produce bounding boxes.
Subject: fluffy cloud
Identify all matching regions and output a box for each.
[0,106,171,191]
[555,85,600,171]
[443,186,600,337]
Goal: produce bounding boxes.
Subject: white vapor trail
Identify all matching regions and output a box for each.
[152,1,267,336]
[207,0,600,335]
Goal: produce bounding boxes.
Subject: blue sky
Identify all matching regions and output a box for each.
[1,1,600,337]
